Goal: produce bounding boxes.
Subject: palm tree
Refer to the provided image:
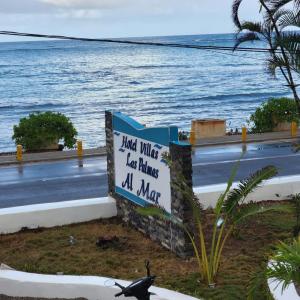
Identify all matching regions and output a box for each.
[138,158,289,285]
[232,0,300,112]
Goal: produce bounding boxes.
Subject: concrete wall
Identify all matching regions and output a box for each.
[194,175,300,209]
[273,121,291,132]
[0,197,117,234]
[0,266,199,300]
[191,119,226,139]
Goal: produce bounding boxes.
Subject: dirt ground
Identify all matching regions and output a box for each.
[0,203,295,300]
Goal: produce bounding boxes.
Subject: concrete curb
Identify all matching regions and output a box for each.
[0,267,199,300]
[0,197,117,234]
[194,174,300,209]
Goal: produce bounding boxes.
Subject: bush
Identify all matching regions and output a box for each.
[13,112,78,151]
[249,98,300,133]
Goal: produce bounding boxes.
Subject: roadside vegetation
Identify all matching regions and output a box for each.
[249,97,300,132]
[12,112,77,151]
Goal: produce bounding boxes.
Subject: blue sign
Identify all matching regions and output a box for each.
[113,112,179,213]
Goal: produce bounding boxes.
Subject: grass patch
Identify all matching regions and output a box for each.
[0,204,295,300]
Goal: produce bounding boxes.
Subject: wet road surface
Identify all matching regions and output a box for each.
[0,141,299,208]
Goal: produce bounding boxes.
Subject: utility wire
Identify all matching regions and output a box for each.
[0,30,282,54]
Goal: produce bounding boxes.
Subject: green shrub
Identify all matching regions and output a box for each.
[250,98,299,133]
[13,112,78,151]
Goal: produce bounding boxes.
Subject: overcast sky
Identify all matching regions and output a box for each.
[0,0,260,41]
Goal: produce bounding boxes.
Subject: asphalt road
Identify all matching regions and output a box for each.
[0,140,299,208]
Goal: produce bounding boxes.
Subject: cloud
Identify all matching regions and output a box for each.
[0,0,260,17]
[0,0,54,14]
[41,0,133,10]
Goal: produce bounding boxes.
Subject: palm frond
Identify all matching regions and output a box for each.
[264,7,295,29]
[277,9,300,28]
[249,238,300,297]
[266,0,293,12]
[267,238,300,292]
[240,21,265,33]
[136,206,169,220]
[234,32,261,50]
[222,166,278,215]
[214,158,240,215]
[233,202,293,224]
[247,267,273,300]
[273,31,300,74]
[232,0,243,29]
[267,54,288,76]
[275,31,300,51]
[267,0,300,12]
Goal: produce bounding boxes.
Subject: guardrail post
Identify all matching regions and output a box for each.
[189,131,196,146]
[16,145,23,162]
[242,127,247,143]
[77,140,83,157]
[291,121,298,137]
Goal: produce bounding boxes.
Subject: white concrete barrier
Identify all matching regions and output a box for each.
[268,277,300,299]
[267,260,300,300]
[0,197,117,234]
[0,267,199,300]
[194,175,300,209]
[1,174,300,234]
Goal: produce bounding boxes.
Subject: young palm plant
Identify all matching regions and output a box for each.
[248,237,300,298]
[232,0,300,111]
[138,158,286,285]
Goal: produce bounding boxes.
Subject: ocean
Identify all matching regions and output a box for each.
[0,33,290,152]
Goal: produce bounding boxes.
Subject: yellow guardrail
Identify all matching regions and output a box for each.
[77,140,83,157]
[291,121,298,137]
[189,131,196,146]
[16,145,23,162]
[242,127,247,143]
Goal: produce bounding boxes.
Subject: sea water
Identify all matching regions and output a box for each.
[0,34,290,152]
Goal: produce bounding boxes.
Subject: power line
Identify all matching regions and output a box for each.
[0,30,281,54]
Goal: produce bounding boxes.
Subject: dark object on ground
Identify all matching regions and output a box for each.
[0,296,86,300]
[226,129,241,136]
[179,131,189,141]
[96,235,126,250]
[115,260,156,300]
